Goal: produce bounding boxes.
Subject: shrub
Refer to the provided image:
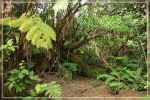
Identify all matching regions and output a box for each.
[5,61,40,95]
[59,62,77,81]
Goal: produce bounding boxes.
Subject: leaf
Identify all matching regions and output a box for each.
[9,13,28,28]
[8,69,18,74]
[15,85,23,93]
[28,90,37,97]
[8,83,14,91]
[26,19,56,49]
[26,26,39,41]
[105,76,116,84]
[35,81,62,98]
[29,75,40,81]
[108,81,124,90]
[6,13,56,50]
[22,69,29,75]
[62,62,77,71]
[8,47,15,52]
[35,84,42,94]
[18,72,25,79]
[19,19,33,32]
[0,17,11,25]
[97,74,110,80]
[19,65,25,69]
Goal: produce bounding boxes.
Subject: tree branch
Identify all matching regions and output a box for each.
[64,28,103,51]
[55,2,87,36]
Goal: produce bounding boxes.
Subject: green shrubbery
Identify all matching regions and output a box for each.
[97,67,147,94]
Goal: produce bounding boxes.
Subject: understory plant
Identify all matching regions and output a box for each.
[97,67,147,94]
[5,61,40,95]
[5,61,63,98]
[35,81,62,99]
[59,62,77,81]
[1,39,17,53]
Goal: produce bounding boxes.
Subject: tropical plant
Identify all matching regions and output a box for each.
[1,13,56,50]
[35,81,62,99]
[5,61,40,94]
[97,67,147,94]
[97,72,125,94]
[59,62,77,81]
[0,39,17,54]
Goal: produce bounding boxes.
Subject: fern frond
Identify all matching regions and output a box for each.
[35,81,62,98]
[25,16,56,49]
[135,67,142,77]
[0,17,11,25]
[40,22,56,41]
[97,74,110,80]
[108,81,124,90]
[105,76,116,84]
[7,13,56,49]
[19,19,33,32]
[62,62,77,71]
[26,26,39,41]
[9,13,28,28]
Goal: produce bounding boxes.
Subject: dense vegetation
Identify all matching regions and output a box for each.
[0,0,149,99]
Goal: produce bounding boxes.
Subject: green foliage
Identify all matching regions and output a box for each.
[113,56,129,65]
[97,67,147,94]
[9,13,29,28]
[28,89,38,97]
[0,39,17,53]
[97,72,124,94]
[144,81,150,89]
[5,61,40,94]
[1,13,56,50]
[0,17,11,25]
[78,11,146,34]
[35,81,62,99]
[59,62,77,81]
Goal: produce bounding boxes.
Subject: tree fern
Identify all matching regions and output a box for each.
[19,19,33,32]
[3,13,56,49]
[0,17,11,25]
[9,13,28,28]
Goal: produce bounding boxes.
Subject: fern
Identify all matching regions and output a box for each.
[4,13,56,49]
[134,67,142,78]
[108,81,124,90]
[105,76,116,84]
[59,62,77,81]
[0,17,11,25]
[114,56,129,65]
[9,13,28,28]
[61,62,77,71]
[35,81,62,98]
[25,15,56,49]
[97,74,110,80]
[19,19,33,32]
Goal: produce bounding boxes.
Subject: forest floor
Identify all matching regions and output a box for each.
[42,73,147,99]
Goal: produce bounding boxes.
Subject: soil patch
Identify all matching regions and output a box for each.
[42,74,147,98]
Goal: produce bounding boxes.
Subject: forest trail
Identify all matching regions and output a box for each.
[43,74,147,98]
